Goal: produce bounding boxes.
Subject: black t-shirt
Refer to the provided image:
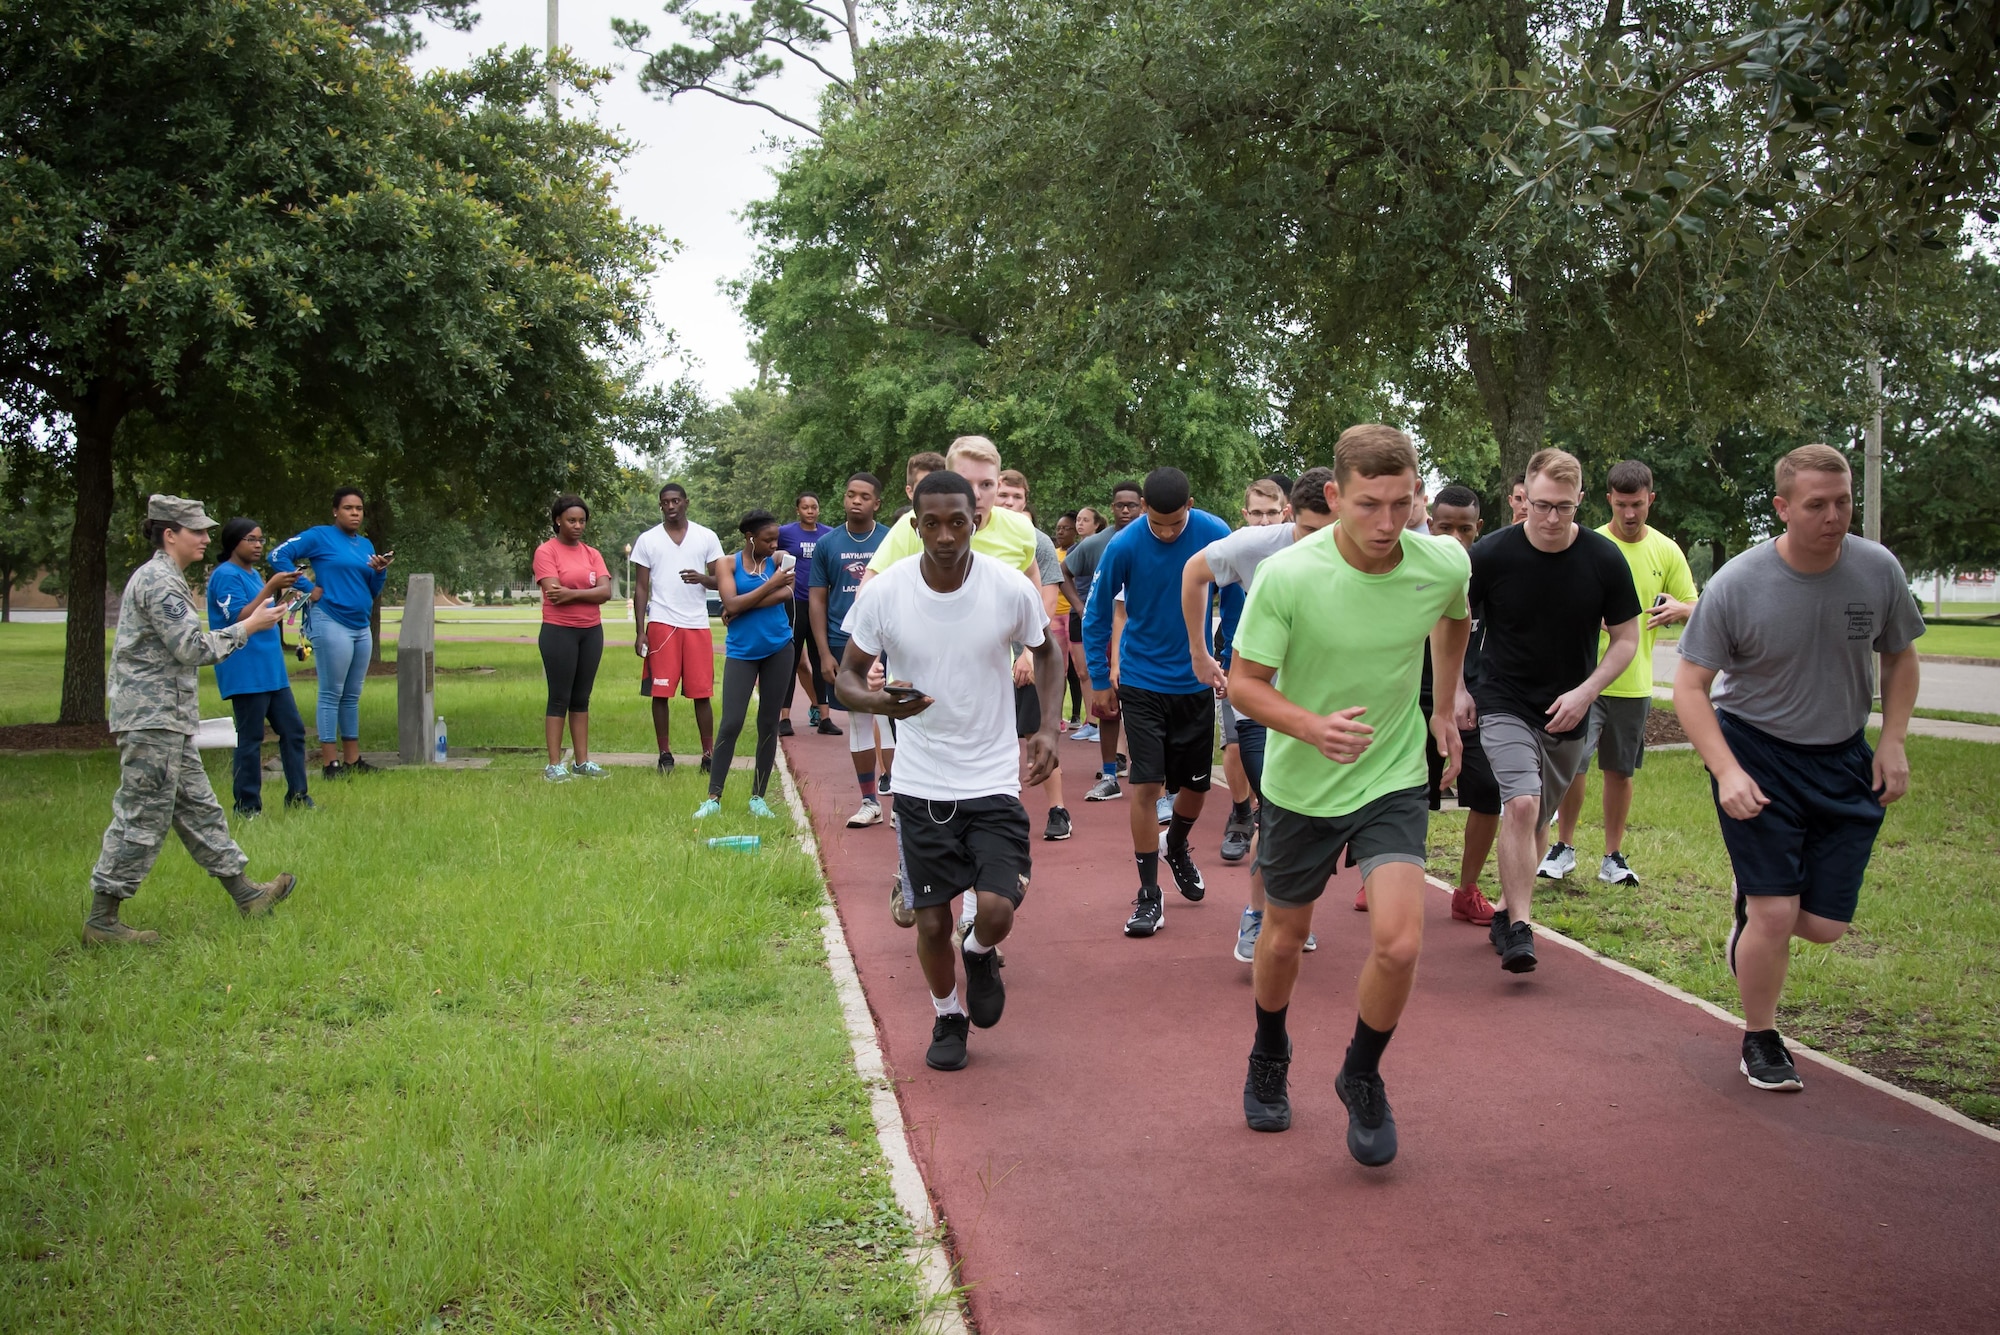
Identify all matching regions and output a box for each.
[1468,525,1641,739]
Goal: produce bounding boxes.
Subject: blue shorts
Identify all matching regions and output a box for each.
[1712,711,1884,924]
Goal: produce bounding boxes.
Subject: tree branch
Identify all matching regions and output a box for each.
[672,84,822,135]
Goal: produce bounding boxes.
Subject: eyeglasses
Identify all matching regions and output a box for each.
[1528,500,1578,518]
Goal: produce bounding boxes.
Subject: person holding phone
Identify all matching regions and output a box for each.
[694,510,796,819]
[269,486,392,779]
[534,494,613,781]
[208,518,310,815]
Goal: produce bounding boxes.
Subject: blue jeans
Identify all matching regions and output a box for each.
[310,608,372,742]
[228,687,309,810]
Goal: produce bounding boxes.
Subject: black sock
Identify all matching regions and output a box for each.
[1136,850,1160,890]
[1254,1003,1289,1058]
[1166,811,1196,854]
[1342,1016,1396,1078]
[1231,797,1252,823]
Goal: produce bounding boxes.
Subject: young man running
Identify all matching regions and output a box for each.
[1084,467,1232,938]
[1673,444,1922,1092]
[631,482,726,774]
[1459,449,1641,973]
[1230,427,1470,1165]
[1183,469,1335,962]
[837,471,1065,1071]
[1546,459,1699,886]
[778,491,839,738]
[1214,475,1292,863]
[1427,485,1502,926]
[811,472,893,828]
[1066,481,1144,797]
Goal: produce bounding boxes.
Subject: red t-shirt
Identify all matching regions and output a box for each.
[533,538,611,628]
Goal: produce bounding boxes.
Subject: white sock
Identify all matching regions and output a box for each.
[932,988,964,1017]
[964,931,994,955]
[958,895,976,926]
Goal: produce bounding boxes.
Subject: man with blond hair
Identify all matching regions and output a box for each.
[868,437,1039,578]
[1229,427,1470,1165]
[1457,447,1641,974]
[1674,444,1923,1092]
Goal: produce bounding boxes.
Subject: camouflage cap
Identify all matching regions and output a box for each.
[146,494,217,530]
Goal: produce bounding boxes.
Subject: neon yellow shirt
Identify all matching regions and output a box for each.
[1596,524,1699,698]
[1234,527,1470,819]
[867,503,1039,576]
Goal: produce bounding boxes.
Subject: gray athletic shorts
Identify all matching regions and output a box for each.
[1479,711,1594,825]
[1588,696,1649,775]
[1257,787,1429,907]
[1219,697,1239,746]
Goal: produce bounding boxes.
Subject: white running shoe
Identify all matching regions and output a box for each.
[1599,851,1639,885]
[1536,842,1577,880]
[847,798,884,828]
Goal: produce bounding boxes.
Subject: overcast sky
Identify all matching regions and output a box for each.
[412,0,847,402]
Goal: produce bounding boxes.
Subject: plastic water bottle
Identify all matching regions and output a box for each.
[434,717,448,762]
[706,835,762,853]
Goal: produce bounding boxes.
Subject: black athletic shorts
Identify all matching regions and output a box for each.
[1117,685,1215,791]
[1456,727,1501,816]
[893,794,1032,913]
[1712,711,1884,924]
[1257,786,1430,907]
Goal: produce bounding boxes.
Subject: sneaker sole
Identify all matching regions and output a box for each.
[1233,937,1257,963]
[1044,828,1072,841]
[926,1047,969,1072]
[1244,1099,1291,1133]
[847,813,883,828]
[1124,910,1166,938]
[1536,866,1571,880]
[1599,870,1639,885]
[1219,838,1251,863]
[1740,1058,1803,1092]
[1501,945,1538,973]
[1084,792,1123,802]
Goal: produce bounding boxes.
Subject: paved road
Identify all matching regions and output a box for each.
[1655,643,1999,714]
[786,730,2000,1335]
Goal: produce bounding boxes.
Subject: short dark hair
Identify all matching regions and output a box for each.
[1606,460,1655,494]
[906,452,948,487]
[1263,472,1295,497]
[1059,509,1078,524]
[660,482,688,500]
[1141,467,1191,513]
[1434,483,1481,512]
[1291,467,1334,516]
[1111,479,1144,500]
[796,490,820,505]
[550,494,588,531]
[1508,472,1527,491]
[845,471,882,495]
[332,486,364,509]
[913,470,977,508]
[737,508,779,537]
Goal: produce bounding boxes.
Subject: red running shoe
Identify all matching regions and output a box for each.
[1451,884,1497,926]
[1353,885,1368,912]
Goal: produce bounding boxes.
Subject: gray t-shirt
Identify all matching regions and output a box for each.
[1062,526,1118,604]
[1678,535,1925,745]
[1203,523,1297,589]
[1032,528,1061,586]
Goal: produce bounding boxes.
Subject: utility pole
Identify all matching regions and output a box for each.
[1864,352,1883,543]
[546,0,559,118]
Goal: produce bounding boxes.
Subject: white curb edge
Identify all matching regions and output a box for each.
[777,751,973,1333]
[1425,874,2000,1144]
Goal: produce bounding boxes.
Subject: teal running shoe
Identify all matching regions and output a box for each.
[693,798,722,819]
[569,760,607,778]
[543,763,572,783]
[748,796,777,819]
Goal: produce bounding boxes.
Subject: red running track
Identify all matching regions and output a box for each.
[783,731,2000,1334]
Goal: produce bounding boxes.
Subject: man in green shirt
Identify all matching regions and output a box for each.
[1229,425,1470,1167]
[1545,460,1698,887]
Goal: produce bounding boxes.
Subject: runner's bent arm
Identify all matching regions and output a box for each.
[1873,645,1920,805]
[1671,657,1768,820]
[1546,615,1638,734]
[834,639,930,720]
[1023,633,1065,786]
[1228,653,1376,765]
[1427,612,1471,786]
[1181,552,1223,691]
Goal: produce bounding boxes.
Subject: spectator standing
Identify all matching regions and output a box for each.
[534,495,613,782]
[696,510,797,819]
[269,487,392,780]
[207,519,310,816]
[778,491,839,737]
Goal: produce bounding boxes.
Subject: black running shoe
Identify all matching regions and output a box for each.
[1124,889,1165,937]
[926,1012,970,1070]
[962,944,1005,1028]
[1741,1029,1803,1091]
[1244,1046,1292,1132]
[1489,906,1511,956]
[1161,832,1206,902]
[657,751,676,776]
[1334,1069,1398,1166]
[322,761,347,782]
[1501,919,1538,973]
[1043,806,1072,841]
[1727,883,1748,979]
[816,717,842,736]
[778,717,795,737]
[349,757,381,774]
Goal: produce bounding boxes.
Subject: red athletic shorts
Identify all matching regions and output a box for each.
[645,622,715,700]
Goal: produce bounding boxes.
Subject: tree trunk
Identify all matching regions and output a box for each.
[1463,273,1554,484]
[58,386,124,725]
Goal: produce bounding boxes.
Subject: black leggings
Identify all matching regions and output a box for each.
[540,623,604,716]
[711,645,796,799]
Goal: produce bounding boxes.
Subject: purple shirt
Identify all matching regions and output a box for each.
[776,521,824,602]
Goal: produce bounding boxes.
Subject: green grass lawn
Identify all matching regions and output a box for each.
[0,655,922,1328]
[1917,623,2000,659]
[1431,738,2000,1124]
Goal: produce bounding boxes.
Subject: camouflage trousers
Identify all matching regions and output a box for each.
[91,729,247,898]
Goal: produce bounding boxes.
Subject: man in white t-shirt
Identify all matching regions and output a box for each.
[837,470,1065,1073]
[629,482,726,775]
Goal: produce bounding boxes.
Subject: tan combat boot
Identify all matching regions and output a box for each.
[81,892,160,946]
[223,872,298,917]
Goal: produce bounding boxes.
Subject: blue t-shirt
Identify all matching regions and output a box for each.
[206,562,290,697]
[268,525,385,629]
[1084,509,1232,693]
[725,552,793,660]
[809,522,888,651]
[776,522,824,603]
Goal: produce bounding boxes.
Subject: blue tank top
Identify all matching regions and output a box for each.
[725,551,792,660]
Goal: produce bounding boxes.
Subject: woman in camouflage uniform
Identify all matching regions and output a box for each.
[84,496,302,945]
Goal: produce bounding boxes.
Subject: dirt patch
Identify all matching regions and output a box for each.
[0,722,115,751]
[1645,704,1688,746]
